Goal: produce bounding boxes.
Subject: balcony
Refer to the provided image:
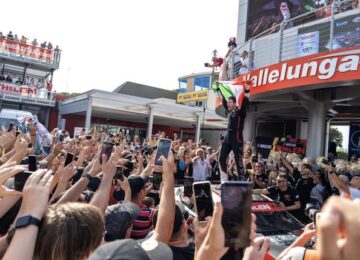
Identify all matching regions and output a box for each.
[222,1,360,81]
[0,81,56,107]
[0,38,61,69]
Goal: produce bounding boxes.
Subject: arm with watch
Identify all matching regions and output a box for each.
[322,163,350,195]
[3,170,53,260]
[56,152,102,204]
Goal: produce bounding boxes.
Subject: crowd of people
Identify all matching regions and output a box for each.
[0,31,60,52]
[0,121,359,259]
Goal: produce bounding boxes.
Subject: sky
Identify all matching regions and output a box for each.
[2,0,238,93]
[332,125,350,151]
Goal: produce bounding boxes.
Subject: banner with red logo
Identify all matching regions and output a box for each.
[236,46,360,96]
[0,82,37,95]
[0,38,53,62]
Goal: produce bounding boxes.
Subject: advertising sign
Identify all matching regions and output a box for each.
[256,136,274,158]
[237,46,360,96]
[273,137,307,156]
[177,90,208,103]
[348,123,360,160]
[297,31,319,57]
[0,82,37,95]
[0,38,54,62]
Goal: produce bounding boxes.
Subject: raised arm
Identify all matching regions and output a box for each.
[154,152,175,243]
[322,164,349,195]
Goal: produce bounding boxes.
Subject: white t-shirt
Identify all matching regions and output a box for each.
[193,159,210,181]
[341,187,360,199]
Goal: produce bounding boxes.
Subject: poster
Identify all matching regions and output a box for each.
[297,31,319,56]
[348,123,360,160]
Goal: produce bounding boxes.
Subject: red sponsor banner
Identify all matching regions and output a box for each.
[252,202,284,212]
[0,82,37,95]
[0,38,53,62]
[235,46,360,96]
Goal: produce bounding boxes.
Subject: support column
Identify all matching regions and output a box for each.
[147,107,154,140]
[306,101,326,158]
[195,114,202,146]
[85,97,93,130]
[243,112,256,143]
[180,129,184,140]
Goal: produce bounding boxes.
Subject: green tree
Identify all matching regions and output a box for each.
[330,127,343,148]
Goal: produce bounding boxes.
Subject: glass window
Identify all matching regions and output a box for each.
[179,79,187,93]
[194,76,210,91]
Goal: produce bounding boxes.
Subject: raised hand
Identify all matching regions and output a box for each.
[0,163,27,196]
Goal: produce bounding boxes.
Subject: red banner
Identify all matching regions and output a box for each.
[252,202,284,212]
[0,38,53,62]
[236,46,360,96]
[0,82,37,95]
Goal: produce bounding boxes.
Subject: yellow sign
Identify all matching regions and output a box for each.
[177,90,208,103]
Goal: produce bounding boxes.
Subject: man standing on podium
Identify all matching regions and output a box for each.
[215,81,251,181]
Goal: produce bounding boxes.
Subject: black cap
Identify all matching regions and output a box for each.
[89,238,173,260]
[128,175,149,195]
[104,201,140,242]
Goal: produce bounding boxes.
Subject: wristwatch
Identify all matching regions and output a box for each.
[15,215,41,229]
[82,172,93,181]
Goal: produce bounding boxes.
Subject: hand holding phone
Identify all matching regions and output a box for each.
[152,171,163,191]
[193,181,214,221]
[221,181,252,248]
[64,153,74,167]
[154,139,172,167]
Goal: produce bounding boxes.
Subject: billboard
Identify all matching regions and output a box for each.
[297,13,360,57]
[247,0,359,40]
[348,123,360,160]
[176,90,209,103]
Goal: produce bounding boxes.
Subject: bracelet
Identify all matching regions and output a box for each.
[82,172,93,181]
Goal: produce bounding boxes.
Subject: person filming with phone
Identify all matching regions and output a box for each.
[216,81,250,181]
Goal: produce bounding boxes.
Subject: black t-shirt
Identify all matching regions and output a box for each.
[170,243,195,260]
[267,186,300,207]
[295,178,315,208]
[253,173,268,189]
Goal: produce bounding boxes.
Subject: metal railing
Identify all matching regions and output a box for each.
[221,0,360,81]
[0,87,56,106]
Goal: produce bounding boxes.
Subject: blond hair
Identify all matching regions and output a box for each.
[34,202,104,260]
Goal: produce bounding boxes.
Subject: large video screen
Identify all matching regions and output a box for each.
[247,0,359,40]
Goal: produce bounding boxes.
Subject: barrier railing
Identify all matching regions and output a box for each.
[221,0,359,81]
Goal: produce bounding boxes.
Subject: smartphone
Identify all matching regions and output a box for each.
[221,181,252,248]
[14,171,32,191]
[152,171,163,190]
[7,123,14,132]
[114,167,124,182]
[64,153,74,167]
[28,155,37,172]
[86,135,92,140]
[184,177,194,197]
[193,181,214,221]
[100,142,114,164]
[154,139,172,166]
[16,131,21,137]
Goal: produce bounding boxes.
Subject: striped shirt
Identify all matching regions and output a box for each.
[131,203,156,240]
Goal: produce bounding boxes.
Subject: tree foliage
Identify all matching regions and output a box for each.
[330,127,343,148]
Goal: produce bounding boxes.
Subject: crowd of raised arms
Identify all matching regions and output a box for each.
[0,123,359,260]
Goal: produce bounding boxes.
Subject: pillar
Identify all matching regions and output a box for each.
[85,97,93,130]
[147,107,154,140]
[195,114,202,146]
[243,112,256,143]
[306,101,326,158]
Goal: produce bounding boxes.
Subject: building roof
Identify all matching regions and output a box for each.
[112,81,177,100]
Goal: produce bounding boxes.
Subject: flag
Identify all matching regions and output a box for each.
[212,81,246,108]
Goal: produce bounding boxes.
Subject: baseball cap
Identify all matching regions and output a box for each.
[104,201,140,242]
[89,238,173,260]
[128,175,150,195]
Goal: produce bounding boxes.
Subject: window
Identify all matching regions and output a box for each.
[179,79,187,93]
[194,75,211,91]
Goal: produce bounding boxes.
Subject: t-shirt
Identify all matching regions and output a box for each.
[170,243,195,260]
[295,178,315,208]
[131,203,156,240]
[267,186,300,207]
[192,159,209,181]
[341,187,360,200]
